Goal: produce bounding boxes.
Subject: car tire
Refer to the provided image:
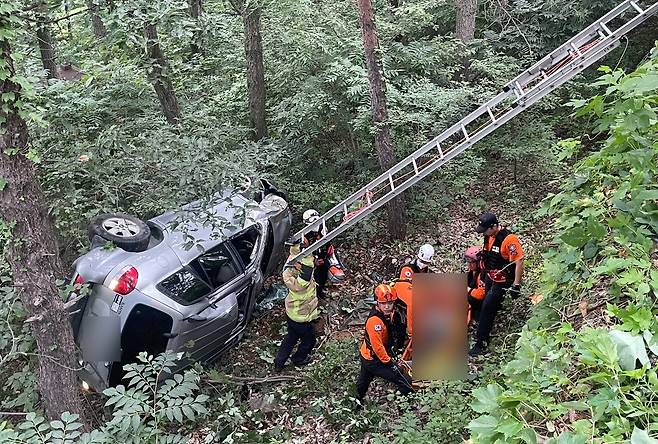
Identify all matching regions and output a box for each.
[88,213,151,252]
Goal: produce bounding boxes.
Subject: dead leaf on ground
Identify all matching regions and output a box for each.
[529,293,544,305]
[578,301,588,317]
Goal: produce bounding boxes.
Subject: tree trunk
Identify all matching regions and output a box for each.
[243,4,267,140]
[189,0,202,54]
[88,0,107,39]
[0,38,88,425]
[455,0,477,43]
[144,23,182,125]
[36,2,56,78]
[356,0,406,240]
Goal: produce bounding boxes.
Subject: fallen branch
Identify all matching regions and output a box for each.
[203,374,301,385]
[0,411,28,417]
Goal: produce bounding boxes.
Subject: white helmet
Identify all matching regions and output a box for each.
[303,209,320,225]
[417,244,435,264]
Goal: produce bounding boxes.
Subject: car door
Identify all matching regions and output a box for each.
[163,242,243,364]
[228,224,266,324]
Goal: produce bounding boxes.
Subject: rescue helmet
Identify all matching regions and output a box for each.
[303,209,320,225]
[374,284,397,303]
[399,266,414,281]
[417,244,435,263]
[464,245,482,262]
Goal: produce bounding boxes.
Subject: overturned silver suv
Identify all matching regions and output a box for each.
[67,179,292,391]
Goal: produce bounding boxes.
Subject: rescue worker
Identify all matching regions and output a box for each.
[303,209,330,299]
[274,236,319,371]
[393,244,435,357]
[469,212,524,356]
[355,284,412,405]
[398,243,434,280]
[465,246,486,325]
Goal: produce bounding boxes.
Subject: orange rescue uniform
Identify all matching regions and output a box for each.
[360,312,394,363]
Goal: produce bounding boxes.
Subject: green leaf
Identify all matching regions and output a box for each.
[609,330,650,371]
[496,417,523,438]
[561,227,589,248]
[467,414,499,437]
[471,384,502,414]
[631,427,658,444]
[0,177,6,191]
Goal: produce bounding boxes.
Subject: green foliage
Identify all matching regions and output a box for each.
[469,48,658,443]
[1,351,208,443]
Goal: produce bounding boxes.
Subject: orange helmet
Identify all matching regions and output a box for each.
[374,284,397,303]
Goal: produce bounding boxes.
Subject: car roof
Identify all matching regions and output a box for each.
[150,190,255,265]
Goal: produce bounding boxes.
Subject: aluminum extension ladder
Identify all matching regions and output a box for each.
[287,0,658,265]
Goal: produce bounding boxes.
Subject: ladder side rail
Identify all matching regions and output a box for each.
[290,89,516,243]
[288,85,553,263]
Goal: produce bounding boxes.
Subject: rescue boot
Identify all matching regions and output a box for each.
[468,341,487,357]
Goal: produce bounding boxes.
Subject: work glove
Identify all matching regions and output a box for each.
[508,284,521,299]
[389,363,400,374]
[299,264,314,281]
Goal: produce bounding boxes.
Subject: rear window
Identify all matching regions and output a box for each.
[158,269,211,305]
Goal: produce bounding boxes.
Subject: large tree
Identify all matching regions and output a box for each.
[0,4,88,424]
[229,0,268,141]
[144,22,182,125]
[88,0,107,38]
[36,1,57,78]
[356,0,406,239]
[189,0,203,54]
[455,0,477,43]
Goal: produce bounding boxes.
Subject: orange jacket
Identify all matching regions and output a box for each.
[360,310,393,363]
[468,270,486,301]
[392,280,413,336]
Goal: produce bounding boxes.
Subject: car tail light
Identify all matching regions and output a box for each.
[74,275,84,286]
[109,266,138,295]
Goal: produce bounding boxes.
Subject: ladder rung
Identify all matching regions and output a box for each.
[461,124,470,140]
[343,204,348,217]
[630,1,644,14]
[515,81,525,96]
[412,158,419,174]
[570,42,581,55]
[600,22,613,36]
[486,106,496,123]
[388,173,395,191]
[437,143,444,157]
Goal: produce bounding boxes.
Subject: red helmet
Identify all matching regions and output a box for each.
[374,284,397,303]
[464,246,482,261]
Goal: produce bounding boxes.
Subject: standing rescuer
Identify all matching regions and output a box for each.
[469,212,524,357]
[274,238,319,371]
[355,284,412,407]
[302,209,330,299]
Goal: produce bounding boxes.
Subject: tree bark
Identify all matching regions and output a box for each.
[455,0,477,43]
[36,2,56,78]
[189,0,203,54]
[144,23,182,125]
[356,0,406,240]
[243,4,267,140]
[0,38,87,425]
[88,0,107,39]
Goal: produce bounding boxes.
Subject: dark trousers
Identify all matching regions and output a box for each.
[275,317,316,367]
[355,357,412,400]
[475,278,510,344]
[468,295,482,323]
[314,261,329,297]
